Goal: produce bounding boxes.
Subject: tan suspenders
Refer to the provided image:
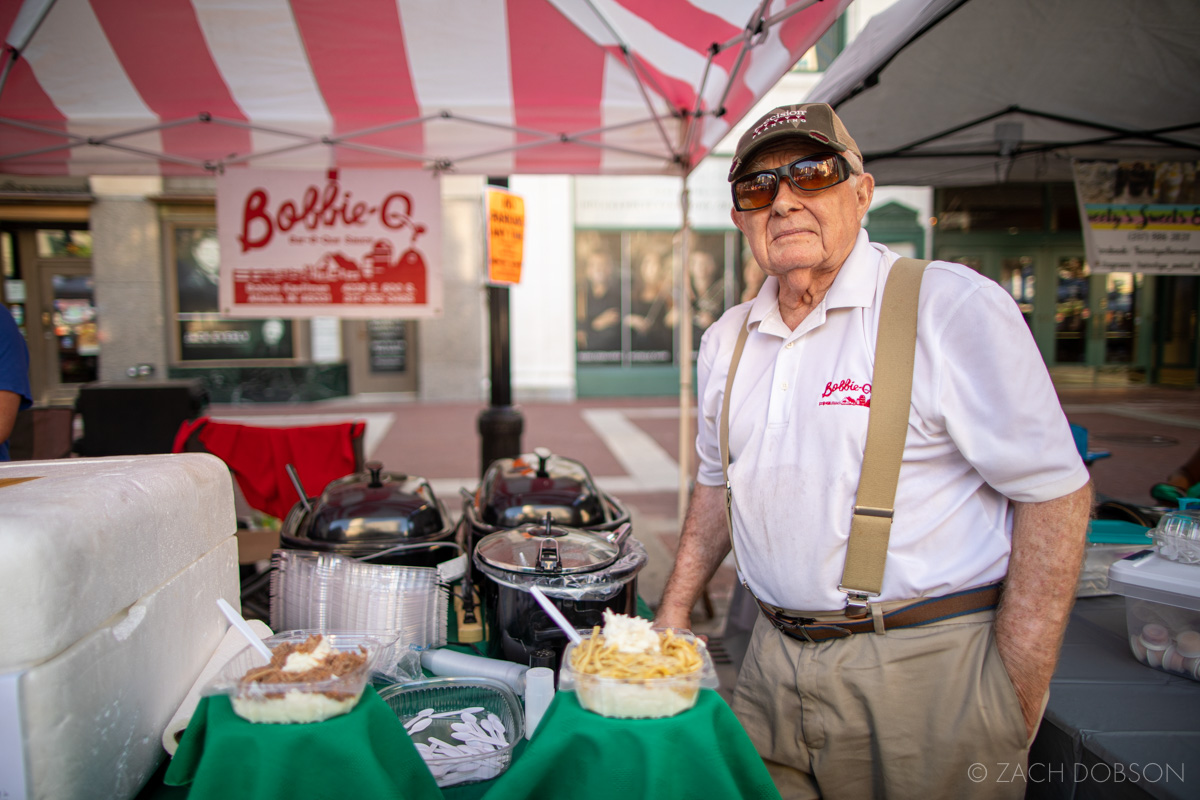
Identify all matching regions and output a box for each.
[719,258,928,613]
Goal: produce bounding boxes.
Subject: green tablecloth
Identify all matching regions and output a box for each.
[164,686,443,800]
[159,685,778,800]
[156,595,777,799]
[481,690,781,800]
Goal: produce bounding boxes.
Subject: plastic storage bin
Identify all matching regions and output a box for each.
[1107,550,1200,682]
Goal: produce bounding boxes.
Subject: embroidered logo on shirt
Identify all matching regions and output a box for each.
[819,378,871,407]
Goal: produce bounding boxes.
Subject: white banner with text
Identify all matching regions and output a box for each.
[217,169,442,317]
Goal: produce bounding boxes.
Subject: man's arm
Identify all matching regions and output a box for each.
[0,390,21,445]
[994,481,1093,737]
[654,483,732,631]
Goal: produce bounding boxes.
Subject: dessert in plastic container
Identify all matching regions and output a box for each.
[1153,510,1200,564]
[559,625,718,719]
[205,631,380,724]
[1108,551,1200,682]
[377,677,522,788]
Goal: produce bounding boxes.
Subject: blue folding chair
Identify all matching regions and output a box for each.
[1070,423,1111,466]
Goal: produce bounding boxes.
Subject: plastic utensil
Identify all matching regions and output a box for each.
[527,585,582,646]
[216,597,273,663]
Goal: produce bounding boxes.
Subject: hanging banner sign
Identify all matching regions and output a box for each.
[217,169,442,318]
[1072,159,1200,275]
[485,186,524,285]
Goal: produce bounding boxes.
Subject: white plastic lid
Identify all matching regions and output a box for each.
[1107,550,1200,611]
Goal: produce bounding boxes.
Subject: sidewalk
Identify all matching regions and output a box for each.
[211,384,1200,646]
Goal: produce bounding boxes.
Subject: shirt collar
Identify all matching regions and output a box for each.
[745,228,879,336]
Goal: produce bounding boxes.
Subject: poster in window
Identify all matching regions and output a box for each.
[687,232,728,347]
[575,231,623,364]
[626,232,675,363]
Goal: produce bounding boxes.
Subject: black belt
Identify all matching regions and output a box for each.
[756,582,1003,643]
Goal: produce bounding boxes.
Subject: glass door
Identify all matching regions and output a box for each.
[1055,256,1090,364]
[38,262,98,394]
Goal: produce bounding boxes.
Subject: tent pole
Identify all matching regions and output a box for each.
[677,176,693,523]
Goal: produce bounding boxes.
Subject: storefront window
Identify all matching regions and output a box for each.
[171,224,294,362]
[575,229,744,367]
[35,229,92,258]
[1055,257,1090,363]
[1103,272,1137,363]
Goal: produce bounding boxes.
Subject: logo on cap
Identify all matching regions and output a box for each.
[751,108,808,141]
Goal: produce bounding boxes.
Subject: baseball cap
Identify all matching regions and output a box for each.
[728,102,863,181]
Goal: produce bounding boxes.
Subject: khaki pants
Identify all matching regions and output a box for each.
[731,611,1036,800]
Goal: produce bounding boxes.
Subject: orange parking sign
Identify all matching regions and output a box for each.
[486,187,524,284]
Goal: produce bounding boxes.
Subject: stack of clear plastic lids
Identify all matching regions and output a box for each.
[269,550,448,678]
[1153,509,1200,564]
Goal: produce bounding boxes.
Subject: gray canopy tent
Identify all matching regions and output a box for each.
[805,0,1200,186]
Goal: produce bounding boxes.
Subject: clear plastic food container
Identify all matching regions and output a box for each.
[377,676,522,788]
[1153,509,1200,564]
[205,631,380,724]
[1108,551,1200,682]
[559,629,719,719]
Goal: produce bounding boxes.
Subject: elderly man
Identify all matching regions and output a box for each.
[655,103,1092,799]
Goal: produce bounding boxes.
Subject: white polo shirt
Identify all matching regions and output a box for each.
[696,230,1090,611]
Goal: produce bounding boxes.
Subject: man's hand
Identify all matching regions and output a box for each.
[995,481,1093,737]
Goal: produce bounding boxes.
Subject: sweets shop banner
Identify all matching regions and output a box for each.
[217,169,442,318]
[1073,160,1200,275]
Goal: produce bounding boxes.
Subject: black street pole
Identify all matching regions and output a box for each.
[477,177,523,476]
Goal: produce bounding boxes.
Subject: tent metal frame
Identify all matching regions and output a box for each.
[1,0,820,178]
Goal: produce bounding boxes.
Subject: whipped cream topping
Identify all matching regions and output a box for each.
[283,634,335,673]
[601,609,661,654]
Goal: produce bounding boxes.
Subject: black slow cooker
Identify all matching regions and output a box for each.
[279,460,458,568]
[460,448,633,663]
[473,515,646,668]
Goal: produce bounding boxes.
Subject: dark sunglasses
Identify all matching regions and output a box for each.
[731,152,852,211]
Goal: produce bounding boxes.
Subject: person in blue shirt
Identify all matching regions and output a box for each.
[0,304,33,461]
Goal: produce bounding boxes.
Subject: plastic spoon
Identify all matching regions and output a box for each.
[528,585,582,646]
[216,597,273,663]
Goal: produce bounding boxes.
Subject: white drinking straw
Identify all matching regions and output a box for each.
[527,585,583,645]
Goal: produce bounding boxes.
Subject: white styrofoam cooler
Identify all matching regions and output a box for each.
[0,454,239,800]
[1108,549,1200,682]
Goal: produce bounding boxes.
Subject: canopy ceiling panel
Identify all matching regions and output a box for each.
[0,0,851,177]
[806,0,1200,186]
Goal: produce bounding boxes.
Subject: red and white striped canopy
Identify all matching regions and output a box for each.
[0,0,849,177]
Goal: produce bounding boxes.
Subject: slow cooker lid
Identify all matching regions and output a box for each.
[478,447,609,528]
[474,516,625,575]
[294,461,450,546]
